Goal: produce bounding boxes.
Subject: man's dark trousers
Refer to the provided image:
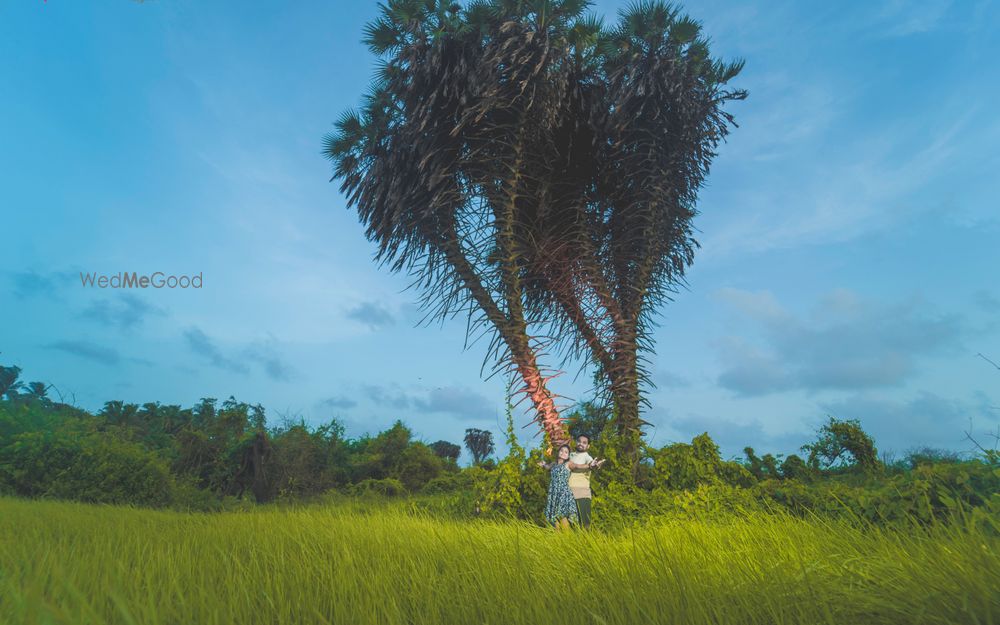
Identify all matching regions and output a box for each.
[575,497,592,529]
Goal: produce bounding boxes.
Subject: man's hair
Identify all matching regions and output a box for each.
[577,434,590,443]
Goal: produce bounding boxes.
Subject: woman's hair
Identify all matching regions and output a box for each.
[555,444,571,463]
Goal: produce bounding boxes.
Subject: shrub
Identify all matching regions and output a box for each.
[650,433,721,490]
[743,447,778,480]
[396,443,444,492]
[0,427,174,507]
[779,454,811,480]
[477,403,525,518]
[718,459,757,488]
[349,478,406,498]
[904,446,962,469]
[169,476,228,512]
[420,472,472,495]
[650,433,754,490]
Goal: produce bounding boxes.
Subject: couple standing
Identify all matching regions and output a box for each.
[539,434,606,530]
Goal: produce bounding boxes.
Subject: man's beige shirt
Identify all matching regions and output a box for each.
[568,451,593,499]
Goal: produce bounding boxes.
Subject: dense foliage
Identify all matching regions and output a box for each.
[1,363,997,528]
[0,365,459,510]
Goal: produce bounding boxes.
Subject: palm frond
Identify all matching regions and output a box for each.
[362,16,404,55]
[668,15,699,44]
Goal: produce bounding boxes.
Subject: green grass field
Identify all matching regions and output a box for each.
[1,496,997,625]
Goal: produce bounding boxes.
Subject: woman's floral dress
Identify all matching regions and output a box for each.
[544,462,578,525]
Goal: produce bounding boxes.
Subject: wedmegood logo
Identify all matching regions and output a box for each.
[79,272,203,289]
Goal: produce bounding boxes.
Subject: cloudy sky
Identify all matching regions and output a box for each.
[2,0,997,461]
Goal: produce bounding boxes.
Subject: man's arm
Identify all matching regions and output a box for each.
[570,452,596,471]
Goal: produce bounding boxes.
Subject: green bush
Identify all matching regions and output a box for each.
[779,454,811,480]
[476,405,526,518]
[649,433,754,490]
[349,478,406,498]
[904,446,962,469]
[420,472,472,495]
[396,443,444,492]
[169,476,229,512]
[748,459,1000,525]
[591,479,645,528]
[0,427,174,507]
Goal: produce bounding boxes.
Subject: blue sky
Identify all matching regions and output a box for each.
[2,0,997,462]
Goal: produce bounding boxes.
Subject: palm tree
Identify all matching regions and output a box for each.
[326,0,595,448]
[24,382,49,399]
[464,428,495,465]
[518,1,747,467]
[325,0,745,464]
[0,365,23,399]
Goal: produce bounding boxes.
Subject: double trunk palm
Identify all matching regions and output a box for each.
[325,0,745,465]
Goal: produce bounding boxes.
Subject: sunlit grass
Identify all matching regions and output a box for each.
[1,495,997,625]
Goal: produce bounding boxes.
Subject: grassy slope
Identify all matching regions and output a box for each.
[1,496,997,625]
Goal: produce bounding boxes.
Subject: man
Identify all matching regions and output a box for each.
[566,434,605,529]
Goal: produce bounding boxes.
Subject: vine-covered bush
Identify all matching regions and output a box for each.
[646,433,756,490]
[476,405,526,518]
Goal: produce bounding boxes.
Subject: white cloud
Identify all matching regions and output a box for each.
[714,287,787,323]
[819,390,997,454]
[714,289,968,395]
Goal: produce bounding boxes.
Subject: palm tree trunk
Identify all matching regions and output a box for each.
[609,344,643,478]
[511,348,568,450]
[440,234,569,451]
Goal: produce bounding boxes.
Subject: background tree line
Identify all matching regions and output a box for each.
[2,362,997,527]
[0,364,482,508]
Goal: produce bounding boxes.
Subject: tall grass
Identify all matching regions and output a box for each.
[1,495,997,625]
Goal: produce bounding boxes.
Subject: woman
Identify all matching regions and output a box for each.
[539,444,580,531]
